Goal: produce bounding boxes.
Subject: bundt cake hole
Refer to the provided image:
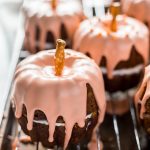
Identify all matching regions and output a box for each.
[60,23,72,48]
[85,52,92,58]
[35,46,40,53]
[35,27,55,51]
[144,21,149,27]
[35,26,41,52]
[36,26,40,41]
[100,56,107,67]
[46,31,55,45]
[60,23,69,40]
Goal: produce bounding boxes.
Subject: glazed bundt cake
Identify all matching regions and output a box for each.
[23,0,84,53]
[73,5,149,114]
[11,39,106,149]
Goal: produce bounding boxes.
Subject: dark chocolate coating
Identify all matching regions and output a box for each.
[17,84,99,149]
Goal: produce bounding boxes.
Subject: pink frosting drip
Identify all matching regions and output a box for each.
[135,65,150,119]
[121,0,150,26]
[23,0,84,52]
[11,50,106,148]
[73,15,149,79]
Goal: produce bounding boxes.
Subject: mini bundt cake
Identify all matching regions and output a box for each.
[135,65,150,135]
[73,5,149,114]
[121,0,150,26]
[11,39,106,149]
[23,0,84,53]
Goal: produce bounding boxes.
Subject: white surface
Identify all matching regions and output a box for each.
[82,0,112,18]
[0,0,25,124]
[101,64,144,76]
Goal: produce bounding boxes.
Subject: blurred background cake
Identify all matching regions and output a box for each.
[121,0,150,60]
[135,65,150,135]
[23,0,84,54]
[73,2,149,115]
[11,39,106,149]
[121,0,150,27]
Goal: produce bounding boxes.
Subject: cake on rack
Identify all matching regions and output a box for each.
[11,39,106,149]
[23,0,84,53]
[73,2,149,115]
[135,65,150,135]
[121,0,150,26]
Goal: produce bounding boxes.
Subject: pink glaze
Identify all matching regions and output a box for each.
[11,50,106,148]
[121,0,150,27]
[135,65,150,119]
[23,0,84,52]
[73,15,149,79]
